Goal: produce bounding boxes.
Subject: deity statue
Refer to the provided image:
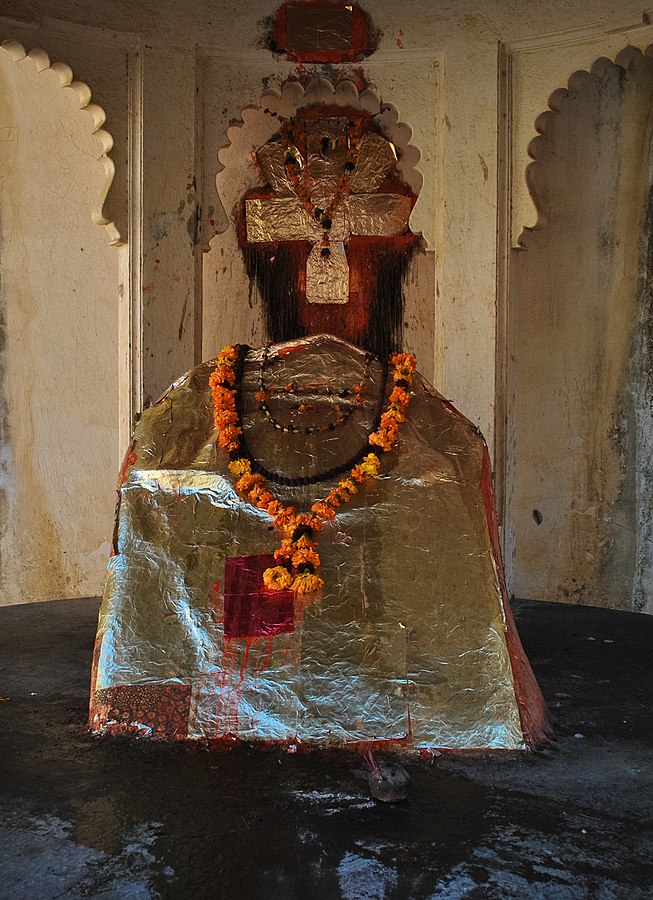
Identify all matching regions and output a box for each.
[89,335,547,750]
[240,105,420,358]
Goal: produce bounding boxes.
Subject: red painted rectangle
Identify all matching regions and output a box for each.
[224,553,295,639]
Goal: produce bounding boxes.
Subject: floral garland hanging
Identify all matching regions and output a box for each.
[279,116,364,258]
[209,345,416,594]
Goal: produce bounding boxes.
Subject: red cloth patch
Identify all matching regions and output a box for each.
[224,554,295,639]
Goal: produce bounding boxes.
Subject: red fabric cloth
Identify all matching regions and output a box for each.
[224,554,295,639]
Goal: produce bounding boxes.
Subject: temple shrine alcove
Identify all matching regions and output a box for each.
[507,47,653,614]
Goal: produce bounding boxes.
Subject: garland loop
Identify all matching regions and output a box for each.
[210,346,416,594]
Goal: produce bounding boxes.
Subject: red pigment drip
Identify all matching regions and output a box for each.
[294,590,320,630]
[277,343,309,357]
[259,636,274,673]
[239,636,255,686]
[480,447,549,748]
[221,637,238,689]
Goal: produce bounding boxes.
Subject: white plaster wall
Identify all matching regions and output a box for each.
[0,47,121,604]
[507,49,653,614]
[195,3,646,444]
[4,0,643,441]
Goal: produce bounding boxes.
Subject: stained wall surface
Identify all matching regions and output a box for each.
[509,51,653,614]
[0,47,121,604]
[0,0,652,610]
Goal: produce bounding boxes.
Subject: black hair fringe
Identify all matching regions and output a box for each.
[244,243,306,343]
[363,244,415,358]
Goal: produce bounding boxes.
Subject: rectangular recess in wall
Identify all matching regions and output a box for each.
[286,3,352,50]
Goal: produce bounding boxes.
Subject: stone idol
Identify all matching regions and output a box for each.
[89,335,547,751]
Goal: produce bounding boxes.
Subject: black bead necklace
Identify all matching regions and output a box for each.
[256,346,373,435]
[234,346,389,487]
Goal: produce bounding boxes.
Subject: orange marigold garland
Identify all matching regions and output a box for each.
[211,345,415,594]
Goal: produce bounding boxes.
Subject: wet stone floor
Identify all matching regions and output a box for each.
[0,597,652,899]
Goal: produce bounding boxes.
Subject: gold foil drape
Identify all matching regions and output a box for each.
[245,122,412,304]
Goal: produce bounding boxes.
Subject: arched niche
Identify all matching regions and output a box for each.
[0,40,122,605]
[507,46,653,613]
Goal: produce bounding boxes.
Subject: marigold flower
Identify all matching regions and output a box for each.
[389,352,416,379]
[266,500,286,518]
[256,491,276,509]
[212,385,236,407]
[292,572,325,594]
[295,513,322,532]
[209,365,236,387]
[262,565,294,591]
[215,409,239,428]
[235,473,263,493]
[274,539,295,562]
[228,458,251,477]
[337,479,358,498]
[209,371,231,391]
[389,386,410,407]
[383,406,406,423]
[249,483,271,504]
[218,425,242,450]
[311,501,336,520]
[273,507,298,530]
[217,345,239,365]
[359,453,381,477]
[291,545,320,569]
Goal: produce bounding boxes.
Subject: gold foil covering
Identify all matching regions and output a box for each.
[245,197,309,243]
[286,5,353,52]
[92,336,526,750]
[348,194,413,237]
[246,120,411,303]
[306,119,350,180]
[256,142,298,196]
[348,133,398,193]
[306,242,349,304]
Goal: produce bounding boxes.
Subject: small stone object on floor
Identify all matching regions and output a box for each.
[365,750,410,803]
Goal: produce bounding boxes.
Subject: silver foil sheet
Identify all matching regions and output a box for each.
[90,335,530,750]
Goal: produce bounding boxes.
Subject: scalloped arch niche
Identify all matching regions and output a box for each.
[508,47,653,614]
[0,42,122,605]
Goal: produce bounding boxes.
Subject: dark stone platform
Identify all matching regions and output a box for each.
[0,597,652,899]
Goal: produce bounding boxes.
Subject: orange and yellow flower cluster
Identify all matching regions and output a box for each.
[209,345,242,454]
[211,345,416,594]
[368,352,416,452]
